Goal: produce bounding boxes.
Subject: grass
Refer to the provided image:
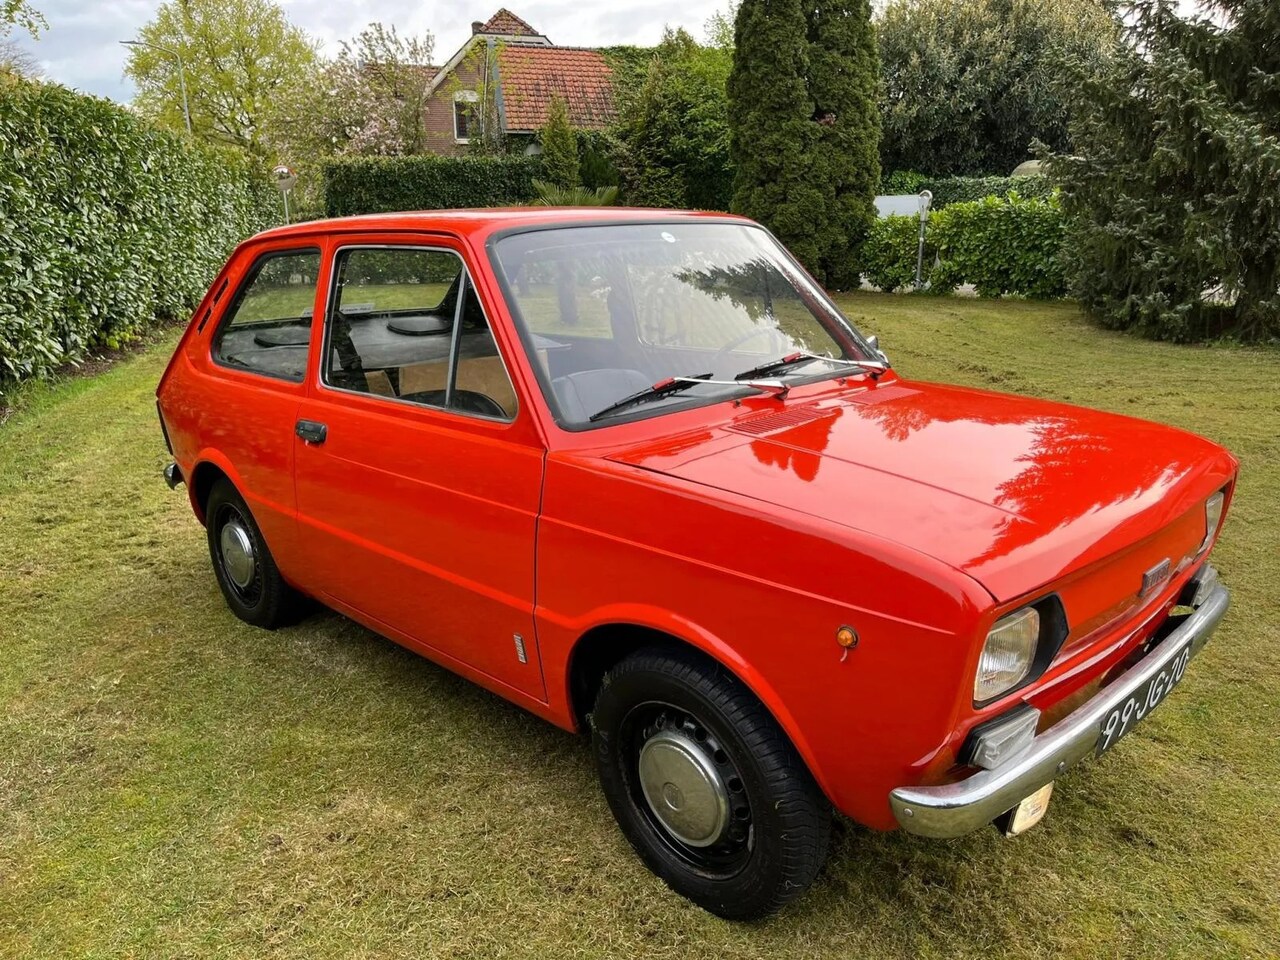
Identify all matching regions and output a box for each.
[1,292,1277,959]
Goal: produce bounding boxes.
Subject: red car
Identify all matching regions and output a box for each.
[157,209,1234,919]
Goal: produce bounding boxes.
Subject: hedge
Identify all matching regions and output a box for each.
[864,193,1067,298]
[0,77,275,388]
[880,170,1055,208]
[322,155,542,217]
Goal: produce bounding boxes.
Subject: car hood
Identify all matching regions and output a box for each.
[604,379,1236,601]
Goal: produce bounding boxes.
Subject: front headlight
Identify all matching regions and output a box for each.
[975,607,1040,702]
[1199,491,1225,555]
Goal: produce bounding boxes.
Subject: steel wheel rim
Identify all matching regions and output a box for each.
[623,702,754,876]
[216,506,262,604]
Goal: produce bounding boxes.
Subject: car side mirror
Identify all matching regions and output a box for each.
[867,335,890,366]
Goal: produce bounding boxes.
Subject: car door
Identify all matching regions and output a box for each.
[196,244,325,574]
[292,235,547,700]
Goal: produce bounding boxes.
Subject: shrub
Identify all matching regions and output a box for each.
[880,171,1055,208]
[539,95,580,189]
[530,180,619,206]
[612,29,734,212]
[931,194,1066,298]
[0,77,274,389]
[862,215,922,293]
[322,154,542,217]
[877,0,1118,177]
[861,193,1066,299]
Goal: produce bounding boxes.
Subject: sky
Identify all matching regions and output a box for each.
[8,0,734,104]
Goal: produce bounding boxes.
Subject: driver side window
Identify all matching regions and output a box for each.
[322,246,516,420]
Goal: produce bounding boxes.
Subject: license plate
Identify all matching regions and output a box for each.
[1096,639,1193,756]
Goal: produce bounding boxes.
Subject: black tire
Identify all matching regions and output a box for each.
[205,477,303,629]
[591,646,831,920]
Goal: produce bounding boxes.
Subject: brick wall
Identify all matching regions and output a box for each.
[423,42,491,157]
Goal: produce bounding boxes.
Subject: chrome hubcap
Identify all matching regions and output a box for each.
[219,518,256,590]
[637,729,730,848]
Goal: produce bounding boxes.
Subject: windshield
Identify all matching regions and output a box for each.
[491,221,878,428]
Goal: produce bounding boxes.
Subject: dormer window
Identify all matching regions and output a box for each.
[454,90,480,143]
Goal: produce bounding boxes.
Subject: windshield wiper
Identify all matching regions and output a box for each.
[588,373,716,422]
[733,352,884,382]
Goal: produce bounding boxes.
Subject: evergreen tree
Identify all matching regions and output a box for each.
[878,0,1118,177]
[540,95,580,189]
[614,28,734,211]
[1053,0,1280,342]
[806,0,881,288]
[728,0,827,274]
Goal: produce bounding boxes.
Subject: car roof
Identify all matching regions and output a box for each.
[251,207,753,244]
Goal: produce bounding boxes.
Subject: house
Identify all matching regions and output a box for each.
[422,8,616,156]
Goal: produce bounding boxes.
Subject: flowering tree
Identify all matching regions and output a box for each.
[267,22,435,207]
[270,23,434,159]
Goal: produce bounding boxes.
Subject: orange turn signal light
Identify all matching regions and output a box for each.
[836,625,858,649]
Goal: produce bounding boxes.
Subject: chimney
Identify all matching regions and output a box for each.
[472,21,485,35]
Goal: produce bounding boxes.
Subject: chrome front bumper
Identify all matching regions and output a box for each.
[890,578,1230,839]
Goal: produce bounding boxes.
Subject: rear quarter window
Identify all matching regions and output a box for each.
[211,248,321,382]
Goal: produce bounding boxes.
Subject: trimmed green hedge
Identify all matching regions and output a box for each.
[863,214,923,294]
[880,170,1055,208]
[0,77,275,388]
[322,155,543,217]
[865,193,1067,298]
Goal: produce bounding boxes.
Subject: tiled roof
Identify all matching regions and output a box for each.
[498,46,616,131]
[481,8,542,37]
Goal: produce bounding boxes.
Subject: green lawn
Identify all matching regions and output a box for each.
[1,293,1277,959]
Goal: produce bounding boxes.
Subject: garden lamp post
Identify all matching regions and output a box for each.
[915,190,933,290]
[120,39,192,136]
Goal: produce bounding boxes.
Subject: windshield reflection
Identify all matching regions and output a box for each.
[493,223,875,427]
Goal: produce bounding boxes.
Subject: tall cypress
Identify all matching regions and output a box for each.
[728,0,828,274]
[806,0,881,288]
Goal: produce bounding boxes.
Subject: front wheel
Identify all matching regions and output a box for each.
[591,646,831,920]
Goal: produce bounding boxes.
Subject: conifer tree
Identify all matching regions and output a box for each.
[1053,0,1280,342]
[540,95,580,189]
[728,0,827,274]
[806,0,881,288]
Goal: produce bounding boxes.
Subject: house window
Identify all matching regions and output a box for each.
[454,90,479,143]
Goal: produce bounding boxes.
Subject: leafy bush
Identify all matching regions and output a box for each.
[862,215,922,293]
[877,0,1118,177]
[0,77,274,389]
[880,170,1055,207]
[861,193,1066,299]
[530,180,619,206]
[930,194,1066,299]
[539,95,580,189]
[612,29,733,212]
[322,154,542,217]
[576,130,622,190]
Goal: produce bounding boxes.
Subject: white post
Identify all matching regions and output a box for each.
[915,190,934,290]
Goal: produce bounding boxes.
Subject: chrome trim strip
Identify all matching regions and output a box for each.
[889,581,1229,839]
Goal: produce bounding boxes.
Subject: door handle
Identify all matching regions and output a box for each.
[295,419,328,444]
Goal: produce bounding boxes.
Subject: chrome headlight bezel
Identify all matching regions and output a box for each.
[1199,490,1226,556]
[974,595,1069,706]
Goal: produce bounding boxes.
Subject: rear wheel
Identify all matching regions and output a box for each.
[591,646,831,920]
[205,477,303,629]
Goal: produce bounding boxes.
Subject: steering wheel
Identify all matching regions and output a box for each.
[709,326,791,373]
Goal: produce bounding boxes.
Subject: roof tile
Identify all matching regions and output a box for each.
[498,46,616,132]
[481,8,542,37]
